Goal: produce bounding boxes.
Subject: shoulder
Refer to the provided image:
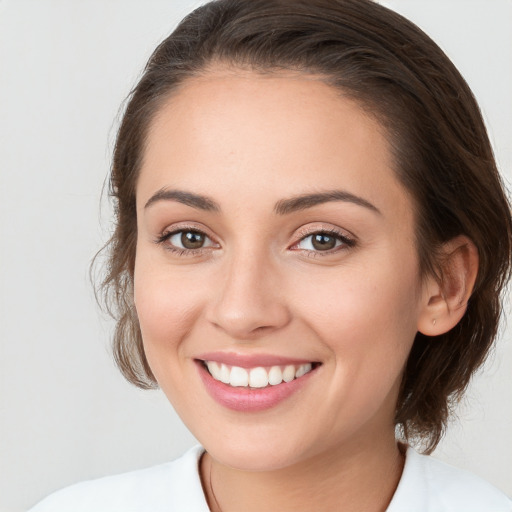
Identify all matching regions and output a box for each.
[27,445,210,512]
[388,446,512,512]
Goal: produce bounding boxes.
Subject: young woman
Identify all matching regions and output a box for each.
[30,0,512,510]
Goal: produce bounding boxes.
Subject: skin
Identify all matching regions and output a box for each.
[133,70,477,512]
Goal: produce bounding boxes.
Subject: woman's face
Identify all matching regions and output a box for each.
[134,70,426,471]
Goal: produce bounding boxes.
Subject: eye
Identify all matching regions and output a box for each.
[293,229,356,254]
[168,230,213,249]
[155,227,218,254]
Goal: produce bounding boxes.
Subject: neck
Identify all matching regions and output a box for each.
[200,433,405,512]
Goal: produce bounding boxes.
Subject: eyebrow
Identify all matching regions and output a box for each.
[273,190,381,216]
[144,189,220,212]
[144,188,381,215]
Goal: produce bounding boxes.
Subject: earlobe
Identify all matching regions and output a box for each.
[417,235,479,336]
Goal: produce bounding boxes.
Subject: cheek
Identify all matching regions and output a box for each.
[293,255,421,362]
[133,257,205,365]
[293,259,421,427]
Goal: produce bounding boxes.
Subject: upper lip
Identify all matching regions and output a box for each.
[195,351,319,368]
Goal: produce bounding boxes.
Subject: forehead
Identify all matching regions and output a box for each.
[137,70,413,223]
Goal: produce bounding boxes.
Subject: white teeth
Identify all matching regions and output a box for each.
[249,367,268,388]
[205,361,315,388]
[283,365,296,383]
[219,363,231,384]
[295,363,312,378]
[229,366,249,387]
[206,361,221,380]
[268,366,283,385]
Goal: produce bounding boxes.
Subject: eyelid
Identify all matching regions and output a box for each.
[294,223,355,239]
[153,222,356,257]
[154,222,220,255]
[159,221,217,240]
[290,224,357,253]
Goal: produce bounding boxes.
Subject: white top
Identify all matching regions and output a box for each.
[29,445,512,512]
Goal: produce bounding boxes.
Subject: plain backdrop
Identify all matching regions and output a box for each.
[0,1,511,511]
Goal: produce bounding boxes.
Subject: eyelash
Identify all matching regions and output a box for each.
[154,225,356,258]
[154,226,215,258]
[292,227,356,258]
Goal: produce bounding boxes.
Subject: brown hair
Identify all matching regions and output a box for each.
[97,0,512,452]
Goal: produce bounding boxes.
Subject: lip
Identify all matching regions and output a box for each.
[195,351,316,369]
[195,358,320,412]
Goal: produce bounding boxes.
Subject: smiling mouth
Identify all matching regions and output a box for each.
[200,360,321,389]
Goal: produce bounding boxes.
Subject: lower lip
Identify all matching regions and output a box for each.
[196,361,318,412]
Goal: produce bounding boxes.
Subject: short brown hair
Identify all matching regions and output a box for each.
[96,0,512,452]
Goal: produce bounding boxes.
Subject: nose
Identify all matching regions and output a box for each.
[205,250,291,340]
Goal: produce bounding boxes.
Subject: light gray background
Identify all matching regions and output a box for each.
[0,1,510,511]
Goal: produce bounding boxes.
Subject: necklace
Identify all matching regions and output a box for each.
[206,453,223,512]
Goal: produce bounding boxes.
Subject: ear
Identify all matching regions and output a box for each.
[417,235,479,336]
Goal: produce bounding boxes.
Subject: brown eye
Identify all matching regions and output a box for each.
[180,230,205,249]
[311,233,337,251]
[294,230,355,254]
[162,229,216,252]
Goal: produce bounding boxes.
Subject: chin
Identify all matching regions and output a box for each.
[207,441,303,472]
[193,423,318,472]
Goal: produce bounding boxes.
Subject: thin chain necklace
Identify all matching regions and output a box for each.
[207,454,223,512]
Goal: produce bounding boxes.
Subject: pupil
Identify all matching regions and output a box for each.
[312,234,336,251]
[181,231,204,249]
